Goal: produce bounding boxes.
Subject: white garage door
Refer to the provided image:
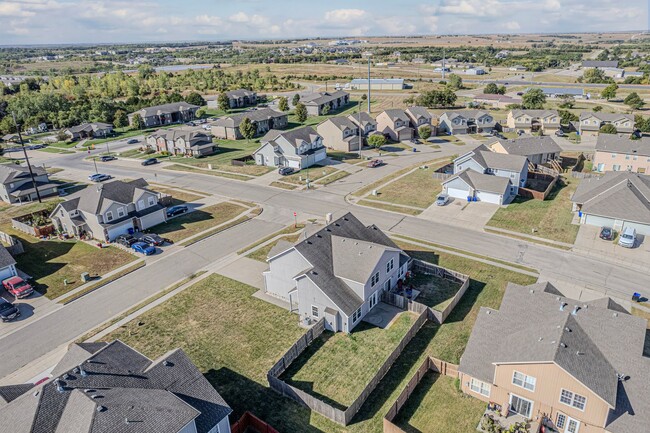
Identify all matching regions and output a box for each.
[287,159,301,169]
[476,191,502,204]
[446,187,469,200]
[315,151,326,162]
[584,214,614,229]
[0,266,15,281]
[140,210,166,231]
[622,221,650,236]
[106,222,133,241]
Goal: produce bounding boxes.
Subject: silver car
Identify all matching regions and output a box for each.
[618,227,636,248]
[435,193,450,206]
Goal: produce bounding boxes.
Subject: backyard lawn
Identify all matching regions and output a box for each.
[280,313,416,409]
[149,202,248,243]
[486,176,580,244]
[410,272,464,312]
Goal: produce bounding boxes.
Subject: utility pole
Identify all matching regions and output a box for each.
[442,49,446,80]
[367,54,371,113]
[12,113,42,203]
[357,100,363,159]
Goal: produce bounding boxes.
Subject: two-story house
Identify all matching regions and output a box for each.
[316,116,361,152]
[488,136,562,166]
[64,122,114,140]
[128,102,199,128]
[224,89,258,108]
[578,112,635,137]
[0,340,233,433]
[50,179,167,242]
[376,109,414,141]
[211,108,288,140]
[459,281,650,433]
[442,144,528,205]
[301,90,350,116]
[438,110,496,135]
[253,126,326,169]
[592,135,650,173]
[348,112,378,138]
[405,106,436,137]
[507,110,561,135]
[145,128,215,157]
[0,164,59,204]
[263,213,410,333]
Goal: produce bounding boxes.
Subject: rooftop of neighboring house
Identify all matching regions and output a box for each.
[595,135,650,157]
[350,78,404,85]
[300,90,349,106]
[445,168,511,194]
[473,94,521,103]
[459,281,650,433]
[580,112,635,123]
[270,213,409,316]
[571,171,650,224]
[509,109,559,120]
[348,111,376,127]
[130,102,199,117]
[489,136,562,157]
[582,60,619,68]
[460,144,528,172]
[0,340,232,433]
[65,122,113,134]
[534,87,584,96]
[0,244,16,269]
[56,178,156,216]
[148,127,212,145]
[319,116,359,132]
[442,110,492,121]
[261,126,321,148]
[0,164,47,184]
[212,107,286,128]
[405,106,433,120]
[378,109,410,123]
[225,88,256,99]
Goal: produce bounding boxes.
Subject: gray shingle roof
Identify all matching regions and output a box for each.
[225,89,256,99]
[510,109,559,120]
[405,106,432,121]
[380,109,410,123]
[56,179,152,216]
[261,126,320,148]
[595,135,650,158]
[580,112,634,124]
[348,112,376,127]
[0,245,16,269]
[443,110,492,121]
[582,60,619,68]
[321,116,358,132]
[301,90,349,106]
[147,128,212,148]
[212,108,286,128]
[464,144,528,172]
[130,102,199,118]
[489,136,562,157]
[0,340,231,433]
[0,164,47,184]
[65,123,113,134]
[445,168,510,194]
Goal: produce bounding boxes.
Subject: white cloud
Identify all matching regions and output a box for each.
[504,21,521,30]
[543,0,561,11]
[324,9,367,24]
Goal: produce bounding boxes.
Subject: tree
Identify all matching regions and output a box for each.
[624,92,645,110]
[217,92,230,112]
[580,68,612,84]
[593,105,603,112]
[185,92,205,106]
[558,109,579,125]
[367,134,386,148]
[196,108,206,118]
[484,83,499,94]
[558,95,575,109]
[497,85,507,95]
[416,88,457,108]
[278,96,289,112]
[361,93,367,101]
[292,94,300,106]
[418,125,432,140]
[113,109,128,128]
[601,83,618,101]
[294,103,307,123]
[635,115,650,133]
[131,113,144,130]
[522,88,546,109]
[239,117,256,141]
[321,104,330,115]
[599,124,618,134]
[137,65,155,80]
[447,74,463,90]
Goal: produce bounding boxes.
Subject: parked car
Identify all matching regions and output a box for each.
[131,242,156,256]
[278,167,295,176]
[618,227,637,248]
[141,234,165,247]
[166,205,189,218]
[89,173,112,182]
[367,159,384,168]
[99,155,117,162]
[410,139,420,145]
[88,173,103,181]
[0,299,19,322]
[141,158,158,166]
[126,139,139,144]
[555,130,566,137]
[435,193,450,206]
[115,234,137,247]
[2,277,34,299]
[599,226,614,241]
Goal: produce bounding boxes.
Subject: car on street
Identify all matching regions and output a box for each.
[141,234,165,247]
[132,242,156,255]
[115,234,137,247]
[166,205,189,218]
[367,159,384,168]
[141,158,158,166]
[0,299,19,322]
[126,139,139,144]
[90,173,112,182]
[599,226,614,241]
[2,277,34,299]
[99,155,117,162]
[555,130,566,137]
[435,193,450,206]
[278,167,295,176]
[618,227,637,248]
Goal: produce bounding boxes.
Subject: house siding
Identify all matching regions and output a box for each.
[264,248,310,301]
[593,151,650,174]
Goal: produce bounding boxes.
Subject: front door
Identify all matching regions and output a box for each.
[509,394,533,418]
[565,417,580,433]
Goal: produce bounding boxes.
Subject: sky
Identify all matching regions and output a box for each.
[0,0,647,45]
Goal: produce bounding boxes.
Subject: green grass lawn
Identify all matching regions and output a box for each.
[164,164,252,181]
[373,164,447,209]
[315,170,351,185]
[393,373,486,433]
[358,199,422,216]
[328,151,365,165]
[486,177,580,244]
[247,233,302,262]
[148,202,248,243]
[410,273,464,312]
[148,186,205,206]
[281,165,339,185]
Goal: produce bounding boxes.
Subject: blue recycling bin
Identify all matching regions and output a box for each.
[578,210,582,218]
[128,228,134,235]
[467,196,472,202]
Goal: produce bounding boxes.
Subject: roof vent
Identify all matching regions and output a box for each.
[555,296,561,301]
[33,391,40,397]
[617,373,628,382]
[96,405,106,412]
[54,379,65,393]
[306,241,312,245]
[316,234,322,238]
[559,302,567,311]
[91,394,102,399]
[486,310,491,315]
[62,373,71,380]
[560,342,567,348]
[334,223,340,227]
[529,289,534,294]
[163,360,172,367]
[79,364,88,377]
[576,351,584,356]
[538,337,543,342]
[564,327,571,332]
[613,312,618,317]
[571,305,580,316]
[84,389,96,393]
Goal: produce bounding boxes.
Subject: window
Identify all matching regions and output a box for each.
[147,196,155,206]
[613,165,621,171]
[311,305,319,318]
[560,389,586,411]
[556,413,566,429]
[625,155,630,160]
[371,271,380,286]
[611,153,617,158]
[105,211,114,222]
[512,371,536,391]
[137,199,145,210]
[509,394,533,418]
[117,207,125,218]
[352,307,362,323]
[469,378,491,397]
[386,258,394,273]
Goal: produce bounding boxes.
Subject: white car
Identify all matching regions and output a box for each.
[618,227,637,248]
[435,193,450,206]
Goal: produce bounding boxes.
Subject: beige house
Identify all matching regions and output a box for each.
[301,90,350,116]
[128,102,199,128]
[376,109,414,141]
[348,112,378,138]
[145,128,215,157]
[506,110,561,134]
[316,116,361,152]
[438,110,496,135]
[488,136,562,166]
[578,112,635,137]
[460,281,650,433]
[405,106,436,136]
[593,135,650,173]
[211,108,288,140]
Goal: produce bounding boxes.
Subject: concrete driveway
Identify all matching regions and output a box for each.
[573,225,650,268]
[419,198,499,230]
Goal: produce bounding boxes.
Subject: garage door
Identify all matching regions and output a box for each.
[622,221,650,236]
[140,210,166,231]
[287,159,301,169]
[446,187,469,200]
[584,214,614,229]
[315,151,326,162]
[106,222,133,242]
[0,266,15,281]
[476,191,502,204]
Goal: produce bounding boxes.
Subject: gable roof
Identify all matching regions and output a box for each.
[225,88,256,99]
[261,126,320,148]
[211,107,285,128]
[444,168,510,195]
[0,340,231,433]
[147,128,212,146]
[65,123,113,134]
[331,235,399,283]
[510,109,559,120]
[56,179,153,215]
[405,106,432,120]
[460,144,528,172]
[301,90,349,106]
[583,60,619,68]
[320,116,358,132]
[0,164,47,184]
[595,135,650,158]
[489,136,562,157]
[348,112,376,127]
[379,109,409,123]
[443,109,491,121]
[130,102,199,118]
[350,78,404,85]
[580,112,634,124]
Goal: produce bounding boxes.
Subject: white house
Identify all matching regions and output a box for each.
[253,126,327,169]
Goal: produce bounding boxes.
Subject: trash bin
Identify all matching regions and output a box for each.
[128,228,134,235]
[81,272,91,283]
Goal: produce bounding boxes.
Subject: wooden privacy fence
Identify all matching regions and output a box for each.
[0,230,24,256]
[383,357,460,433]
[519,172,559,200]
[231,411,279,433]
[11,210,55,237]
[431,172,451,180]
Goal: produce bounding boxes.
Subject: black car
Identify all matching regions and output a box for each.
[166,205,189,218]
[141,234,165,246]
[278,167,295,176]
[141,158,158,166]
[115,234,137,247]
[0,299,20,322]
[599,226,614,241]
[100,155,117,162]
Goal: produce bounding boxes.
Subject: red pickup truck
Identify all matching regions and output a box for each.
[2,276,34,299]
